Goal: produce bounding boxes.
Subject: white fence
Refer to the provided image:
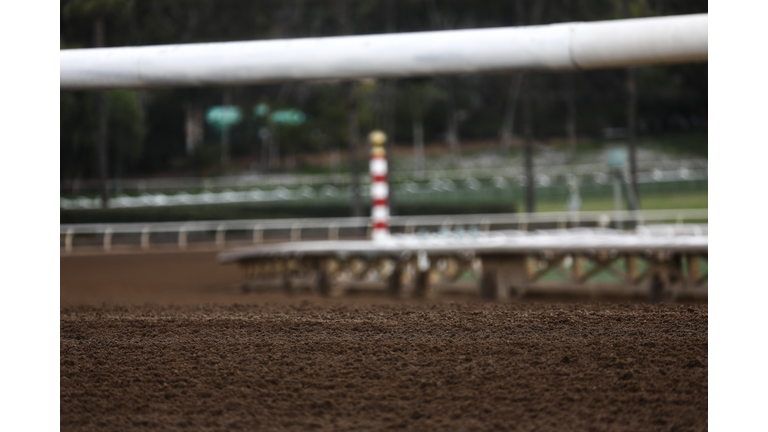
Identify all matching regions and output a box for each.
[61,209,707,253]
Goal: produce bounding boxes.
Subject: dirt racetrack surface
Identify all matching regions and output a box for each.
[61,251,708,431]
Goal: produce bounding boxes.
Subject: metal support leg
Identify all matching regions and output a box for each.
[283,272,294,295]
[480,254,528,300]
[480,269,497,300]
[648,273,664,303]
[413,251,437,298]
[388,263,403,298]
[686,253,701,288]
[626,254,641,284]
[572,254,586,283]
[315,270,331,296]
[413,270,429,298]
[647,253,684,302]
[65,228,74,253]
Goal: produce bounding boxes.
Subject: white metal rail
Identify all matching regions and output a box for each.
[60,14,707,90]
[60,209,707,253]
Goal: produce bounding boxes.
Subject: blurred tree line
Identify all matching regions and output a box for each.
[60,0,707,182]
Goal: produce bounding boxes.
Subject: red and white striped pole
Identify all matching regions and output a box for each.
[369,130,389,241]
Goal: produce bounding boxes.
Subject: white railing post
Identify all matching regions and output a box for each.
[141,227,150,251]
[441,219,453,232]
[178,226,187,250]
[291,223,302,242]
[329,223,339,241]
[518,215,528,232]
[216,225,226,248]
[103,228,112,252]
[405,221,415,235]
[598,214,611,228]
[558,215,567,230]
[65,227,74,253]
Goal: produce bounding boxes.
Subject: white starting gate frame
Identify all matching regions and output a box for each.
[219,228,707,301]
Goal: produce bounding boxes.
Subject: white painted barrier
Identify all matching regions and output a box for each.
[60,14,707,90]
[60,209,708,252]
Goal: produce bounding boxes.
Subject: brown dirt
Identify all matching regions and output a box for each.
[61,252,708,431]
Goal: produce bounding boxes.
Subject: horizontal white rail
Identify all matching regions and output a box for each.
[60,14,707,90]
[60,209,707,253]
[219,228,708,264]
[61,209,707,235]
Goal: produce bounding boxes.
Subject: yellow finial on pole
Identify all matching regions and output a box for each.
[369,130,387,147]
[369,130,387,157]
